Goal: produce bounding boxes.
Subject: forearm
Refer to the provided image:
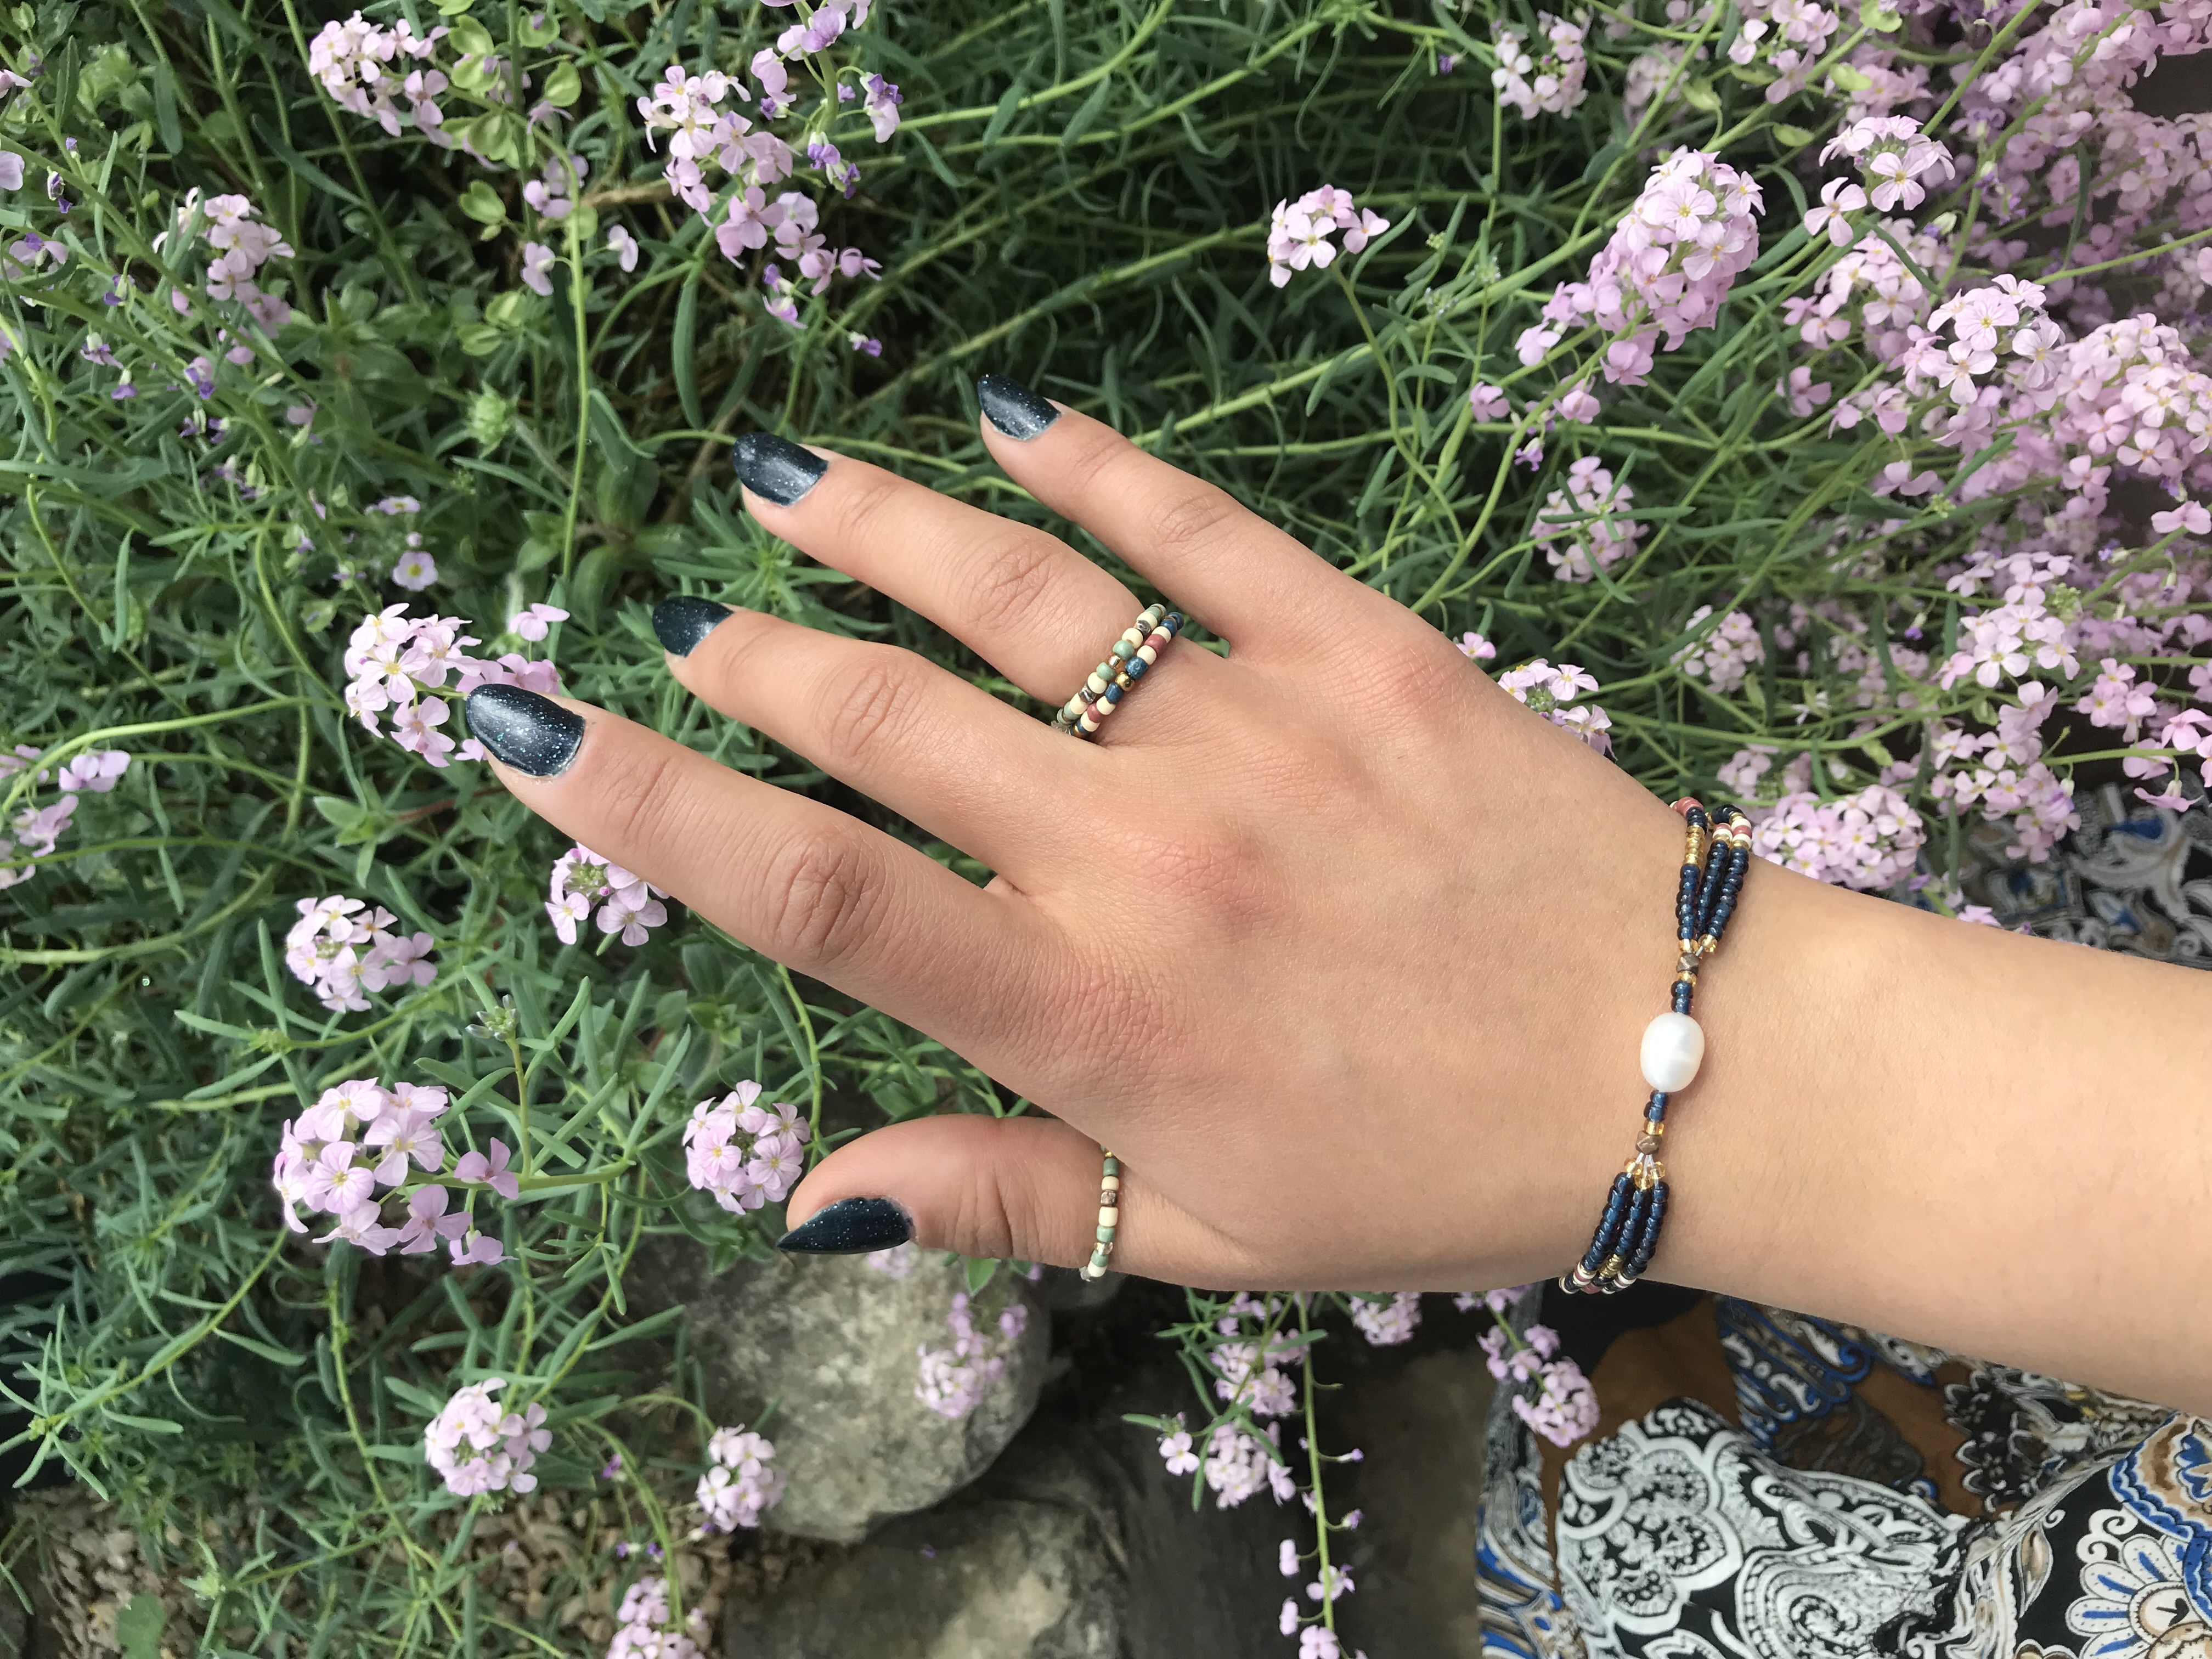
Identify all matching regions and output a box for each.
[1664,854,2212,1414]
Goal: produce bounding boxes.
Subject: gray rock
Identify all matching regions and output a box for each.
[726,1443,1122,1659]
[648,1245,1048,1544]
[727,1336,1292,1659]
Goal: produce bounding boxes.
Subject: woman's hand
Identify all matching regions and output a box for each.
[468,377,2212,1413]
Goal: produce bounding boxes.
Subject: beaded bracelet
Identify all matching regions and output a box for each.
[1052,604,1184,738]
[1560,798,1752,1296]
[1080,1148,1120,1280]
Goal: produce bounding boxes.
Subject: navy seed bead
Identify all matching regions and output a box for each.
[1628,1182,1670,1272]
[1124,656,1148,679]
[1671,982,1693,1014]
[1686,806,1708,829]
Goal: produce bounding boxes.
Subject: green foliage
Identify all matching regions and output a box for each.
[0,0,2172,1644]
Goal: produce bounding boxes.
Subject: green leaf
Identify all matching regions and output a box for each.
[1858,0,1903,29]
[673,261,704,428]
[104,1412,183,1434]
[1830,63,1873,90]
[1579,140,1623,184]
[458,179,508,226]
[1059,74,1114,146]
[448,17,497,56]
[542,60,582,106]
[117,1595,163,1659]
[518,9,561,44]
[214,1329,307,1367]
[1680,78,1722,112]
[311,794,369,833]
[1773,123,1815,146]
[983,80,1028,147]
[964,1256,1000,1293]
[149,58,182,154]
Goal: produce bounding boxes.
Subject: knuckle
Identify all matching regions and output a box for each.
[958,529,1068,640]
[755,827,886,969]
[1142,484,1242,561]
[590,741,696,863]
[816,648,929,766]
[821,464,903,550]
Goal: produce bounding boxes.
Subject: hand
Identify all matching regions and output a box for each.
[468,377,2212,1414]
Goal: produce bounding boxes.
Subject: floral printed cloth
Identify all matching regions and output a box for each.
[1474,787,2212,1658]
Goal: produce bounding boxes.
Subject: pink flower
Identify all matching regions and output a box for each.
[1466,383,1509,421]
[1458,631,1498,662]
[1801,178,1866,246]
[606,224,639,272]
[365,1109,445,1184]
[450,1228,505,1266]
[1159,1420,1200,1475]
[510,602,569,641]
[2152,500,2210,537]
[57,750,129,794]
[394,1184,470,1254]
[520,240,556,297]
[454,1137,520,1199]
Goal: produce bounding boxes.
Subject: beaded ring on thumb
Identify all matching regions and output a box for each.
[1081,1148,1120,1280]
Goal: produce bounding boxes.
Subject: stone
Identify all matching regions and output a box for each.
[724,1442,1121,1659]
[1324,1346,1497,1658]
[639,1244,1049,1544]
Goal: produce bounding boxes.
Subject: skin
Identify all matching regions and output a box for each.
[481,400,2212,1416]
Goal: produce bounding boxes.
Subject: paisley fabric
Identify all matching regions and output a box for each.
[1474,790,2212,1659]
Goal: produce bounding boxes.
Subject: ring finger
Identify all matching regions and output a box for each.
[727,430,1223,709]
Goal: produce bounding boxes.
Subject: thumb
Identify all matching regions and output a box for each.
[771,1114,1194,1280]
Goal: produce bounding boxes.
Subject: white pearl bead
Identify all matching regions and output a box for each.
[1639,1011,1705,1093]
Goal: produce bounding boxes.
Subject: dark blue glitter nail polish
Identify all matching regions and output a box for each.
[732,432,827,505]
[653,596,732,658]
[775,1197,913,1255]
[977,374,1061,441]
[465,685,584,778]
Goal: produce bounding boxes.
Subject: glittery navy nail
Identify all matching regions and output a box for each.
[653,596,732,658]
[775,1197,913,1255]
[977,374,1061,441]
[732,432,827,505]
[465,685,584,778]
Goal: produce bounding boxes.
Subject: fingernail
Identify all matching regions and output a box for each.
[732,432,827,505]
[775,1197,912,1255]
[653,595,732,658]
[465,685,584,778]
[977,374,1061,441]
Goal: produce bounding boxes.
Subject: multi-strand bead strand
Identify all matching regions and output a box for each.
[1561,799,1753,1296]
[1081,1150,1121,1281]
[1052,604,1184,739]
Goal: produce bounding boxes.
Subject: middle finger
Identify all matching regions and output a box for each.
[729,432,1218,705]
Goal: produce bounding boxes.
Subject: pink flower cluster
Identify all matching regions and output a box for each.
[1534,457,1645,583]
[1490,13,1589,119]
[1203,1418,1296,1508]
[1479,1322,1600,1447]
[1497,658,1613,753]
[1724,0,1842,101]
[916,1291,1030,1419]
[1749,782,1927,889]
[1545,149,1762,384]
[681,1081,809,1214]
[424,1378,549,1498]
[1265,185,1390,288]
[167,189,292,335]
[1673,607,1765,694]
[0,745,129,890]
[696,1424,784,1531]
[1821,115,1956,213]
[1348,1293,1421,1346]
[283,895,436,1012]
[270,1077,511,1263]
[546,844,669,947]
[308,13,453,139]
[634,22,896,330]
[606,1577,709,1659]
[1210,1295,1312,1418]
[342,605,561,768]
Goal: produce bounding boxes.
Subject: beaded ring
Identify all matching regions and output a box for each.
[1080,1148,1120,1280]
[1561,798,1752,1296]
[1052,604,1184,739]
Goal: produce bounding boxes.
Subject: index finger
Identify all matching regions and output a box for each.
[462,684,1062,1073]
